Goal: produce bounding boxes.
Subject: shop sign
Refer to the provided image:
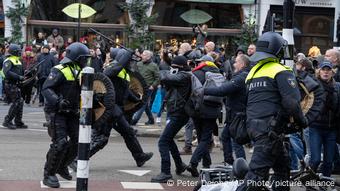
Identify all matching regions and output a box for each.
[270,0,334,8]
[180,0,255,4]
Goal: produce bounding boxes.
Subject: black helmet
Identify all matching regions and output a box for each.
[60,42,91,64]
[250,32,287,62]
[8,44,21,57]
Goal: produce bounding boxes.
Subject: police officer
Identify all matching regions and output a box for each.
[2,44,27,130]
[236,32,307,191]
[88,48,153,167]
[42,42,91,188]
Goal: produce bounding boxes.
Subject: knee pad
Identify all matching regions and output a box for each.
[53,138,68,152]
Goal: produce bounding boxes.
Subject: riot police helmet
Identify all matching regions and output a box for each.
[250,32,287,62]
[7,43,22,57]
[109,47,120,60]
[60,42,91,65]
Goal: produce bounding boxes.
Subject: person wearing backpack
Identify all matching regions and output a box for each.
[204,54,249,165]
[236,32,307,191]
[185,55,223,177]
[151,56,191,183]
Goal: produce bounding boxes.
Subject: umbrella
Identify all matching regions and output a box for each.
[180,9,212,24]
[62,3,96,19]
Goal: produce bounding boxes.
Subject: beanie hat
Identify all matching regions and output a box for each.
[25,46,32,52]
[172,56,188,66]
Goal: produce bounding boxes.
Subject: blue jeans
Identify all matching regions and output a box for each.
[0,75,3,97]
[132,89,154,123]
[221,123,246,164]
[309,127,337,177]
[158,116,189,174]
[156,88,166,118]
[190,117,215,168]
[289,133,305,170]
[184,118,194,148]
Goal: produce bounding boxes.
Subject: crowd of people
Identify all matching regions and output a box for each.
[0,28,340,190]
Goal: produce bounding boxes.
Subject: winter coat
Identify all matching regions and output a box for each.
[310,79,340,129]
[185,61,222,119]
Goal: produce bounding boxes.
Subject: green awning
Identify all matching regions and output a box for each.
[180,0,255,4]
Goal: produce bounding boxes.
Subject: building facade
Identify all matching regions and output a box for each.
[257,0,340,54]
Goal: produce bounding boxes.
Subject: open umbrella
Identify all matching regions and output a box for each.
[62,3,96,19]
[180,9,212,24]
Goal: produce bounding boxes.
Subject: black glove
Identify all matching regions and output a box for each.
[58,99,71,111]
[295,116,308,129]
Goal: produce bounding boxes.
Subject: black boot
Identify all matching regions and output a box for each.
[3,121,16,129]
[15,121,28,129]
[136,152,153,167]
[176,162,188,175]
[43,175,60,188]
[151,172,172,183]
[187,163,199,177]
[56,166,72,180]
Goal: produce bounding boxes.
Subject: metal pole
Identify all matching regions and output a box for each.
[76,67,94,191]
[78,0,81,42]
[282,0,295,68]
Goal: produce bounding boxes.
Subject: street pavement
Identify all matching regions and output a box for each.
[0,102,339,191]
[0,103,208,191]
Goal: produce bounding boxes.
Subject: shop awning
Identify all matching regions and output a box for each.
[180,0,255,4]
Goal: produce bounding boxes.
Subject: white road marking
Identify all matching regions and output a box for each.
[118,170,151,176]
[0,169,3,172]
[145,129,160,132]
[26,129,47,132]
[121,182,163,190]
[40,180,76,188]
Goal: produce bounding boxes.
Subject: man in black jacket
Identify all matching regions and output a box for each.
[151,56,191,183]
[204,54,249,165]
[37,45,58,106]
[185,55,223,177]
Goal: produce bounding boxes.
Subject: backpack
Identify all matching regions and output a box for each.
[203,71,225,103]
[188,71,224,111]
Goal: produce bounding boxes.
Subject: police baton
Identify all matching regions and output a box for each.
[76,67,94,191]
[88,28,142,61]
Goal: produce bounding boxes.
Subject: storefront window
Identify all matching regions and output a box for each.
[270,5,334,54]
[28,26,123,53]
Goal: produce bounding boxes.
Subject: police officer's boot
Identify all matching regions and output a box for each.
[3,116,16,129]
[43,142,67,188]
[43,163,60,188]
[56,166,72,180]
[14,103,27,128]
[57,143,77,180]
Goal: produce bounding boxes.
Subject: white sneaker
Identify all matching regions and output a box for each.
[249,147,254,154]
[156,117,161,123]
[192,138,198,146]
[213,136,221,148]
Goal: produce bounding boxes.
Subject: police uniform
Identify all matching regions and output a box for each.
[42,42,90,188]
[89,48,153,167]
[2,44,27,129]
[237,32,307,191]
